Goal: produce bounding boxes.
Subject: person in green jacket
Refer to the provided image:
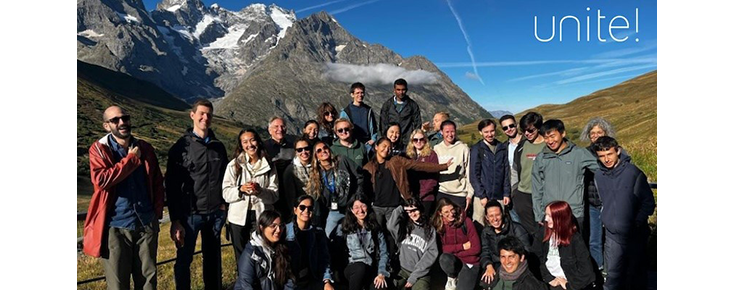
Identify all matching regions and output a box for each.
[330,118,369,166]
[531,119,598,233]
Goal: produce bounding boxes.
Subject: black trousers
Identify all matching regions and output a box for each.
[230,210,257,269]
[344,262,380,290]
[438,253,480,290]
[512,189,538,236]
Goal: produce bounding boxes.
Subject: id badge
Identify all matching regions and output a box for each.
[331,201,338,210]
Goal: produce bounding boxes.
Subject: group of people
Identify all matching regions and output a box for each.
[82,78,655,290]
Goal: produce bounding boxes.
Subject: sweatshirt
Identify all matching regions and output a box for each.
[331,140,368,166]
[433,140,473,198]
[387,206,439,284]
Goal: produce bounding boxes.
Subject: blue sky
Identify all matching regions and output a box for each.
[143,0,657,113]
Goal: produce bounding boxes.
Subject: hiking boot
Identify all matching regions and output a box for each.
[445,277,457,290]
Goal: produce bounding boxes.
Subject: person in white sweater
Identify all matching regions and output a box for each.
[222,129,279,267]
[432,120,473,217]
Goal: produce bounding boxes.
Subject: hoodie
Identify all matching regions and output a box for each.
[386,206,439,285]
[330,139,368,166]
[433,140,473,198]
[531,140,598,222]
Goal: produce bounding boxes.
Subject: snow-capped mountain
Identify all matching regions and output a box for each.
[77,0,294,100]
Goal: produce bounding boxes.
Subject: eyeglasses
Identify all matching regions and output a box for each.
[267,223,285,230]
[440,211,453,217]
[324,112,335,116]
[502,124,516,131]
[316,147,329,154]
[404,207,420,213]
[336,128,350,134]
[295,147,310,153]
[412,138,426,143]
[524,127,537,133]
[298,205,314,212]
[352,204,368,211]
[106,115,130,124]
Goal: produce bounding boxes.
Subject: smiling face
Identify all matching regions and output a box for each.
[523,125,539,141]
[335,121,352,141]
[442,123,456,145]
[433,113,447,131]
[485,206,503,230]
[544,206,553,229]
[500,249,524,274]
[314,143,331,162]
[387,125,400,143]
[589,125,605,144]
[268,118,286,142]
[304,123,319,140]
[405,206,421,223]
[351,200,368,222]
[412,132,427,150]
[295,140,311,164]
[240,132,259,159]
[103,106,132,140]
[500,119,517,138]
[596,147,621,169]
[543,129,566,153]
[293,198,314,224]
[324,110,335,123]
[480,123,496,143]
[263,217,283,244]
[190,105,212,133]
[351,87,365,104]
[440,204,455,224]
[376,139,391,160]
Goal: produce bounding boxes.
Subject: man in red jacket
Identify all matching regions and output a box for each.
[83,106,165,290]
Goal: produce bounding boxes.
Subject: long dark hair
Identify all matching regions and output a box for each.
[233,129,271,178]
[341,194,380,234]
[317,102,337,134]
[256,210,293,288]
[397,197,433,243]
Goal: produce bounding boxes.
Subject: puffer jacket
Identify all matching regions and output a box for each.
[235,232,295,290]
[469,140,511,200]
[222,153,279,226]
[166,128,228,222]
[584,146,630,207]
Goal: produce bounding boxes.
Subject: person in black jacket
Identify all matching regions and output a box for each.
[379,78,422,146]
[480,200,532,287]
[485,236,547,290]
[235,210,295,290]
[166,99,229,290]
[469,118,511,226]
[592,137,655,290]
[535,201,595,290]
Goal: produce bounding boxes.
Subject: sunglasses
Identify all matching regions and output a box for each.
[404,207,420,213]
[502,124,517,131]
[295,147,310,153]
[525,127,537,133]
[324,112,335,116]
[107,115,130,124]
[412,138,426,143]
[316,147,329,154]
[298,205,314,212]
[336,128,350,134]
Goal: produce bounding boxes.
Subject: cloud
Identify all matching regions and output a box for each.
[593,41,657,58]
[509,67,589,82]
[323,63,439,85]
[436,57,656,68]
[465,72,481,80]
[555,64,657,85]
[445,0,485,85]
[296,0,346,14]
[330,0,381,15]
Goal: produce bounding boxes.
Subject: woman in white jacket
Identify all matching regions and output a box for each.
[223,129,279,266]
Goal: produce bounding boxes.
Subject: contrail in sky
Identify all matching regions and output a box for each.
[296,0,346,14]
[446,0,485,85]
[331,0,381,15]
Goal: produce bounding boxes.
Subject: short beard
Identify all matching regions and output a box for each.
[111,127,131,139]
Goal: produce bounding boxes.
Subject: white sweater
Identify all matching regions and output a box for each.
[222,153,279,226]
[433,140,473,198]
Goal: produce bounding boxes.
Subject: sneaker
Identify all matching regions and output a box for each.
[445,277,457,290]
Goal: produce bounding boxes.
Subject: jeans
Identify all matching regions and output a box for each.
[438,253,480,290]
[174,210,226,290]
[325,210,345,238]
[588,205,603,269]
[102,221,159,290]
[373,205,399,275]
[604,227,650,290]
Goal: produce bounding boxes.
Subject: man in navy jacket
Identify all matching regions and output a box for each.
[592,136,655,290]
[469,119,511,225]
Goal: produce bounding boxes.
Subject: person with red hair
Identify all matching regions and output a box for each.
[535,201,595,290]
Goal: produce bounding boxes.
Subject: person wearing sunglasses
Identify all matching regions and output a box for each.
[317,102,338,146]
[469,119,511,226]
[331,118,369,166]
[511,112,546,236]
[386,197,439,290]
[223,129,279,268]
[306,141,364,237]
[235,210,295,290]
[283,137,315,223]
[84,106,164,289]
[285,195,335,290]
[498,115,522,190]
[334,195,390,290]
[406,129,441,214]
[339,82,379,153]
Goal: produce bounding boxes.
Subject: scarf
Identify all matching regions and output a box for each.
[292,157,311,191]
[499,259,528,281]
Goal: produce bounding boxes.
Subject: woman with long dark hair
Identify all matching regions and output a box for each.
[386,197,438,290]
[334,195,389,290]
[306,140,364,237]
[285,195,334,290]
[235,210,294,290]
[384,122,405,157]
[405,129,441,214]
[302,120,320,147]
[536,201,595,290]
[282,137,313,221]
[317,102,338,145]
[223,129,279,266]
[431,198,481,290]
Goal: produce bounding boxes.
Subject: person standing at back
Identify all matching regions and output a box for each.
[264,117,293,221]
[84,106,164,290]
[469,119,511,226]
[511,112,545,235]
[422,112,450,147]
[340,82,379,153]
[434,120,473,214]
[166,99,229,290]
[380,78,422,146]
[499,115,522,191]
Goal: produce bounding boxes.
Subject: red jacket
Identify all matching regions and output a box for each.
[83,135,164,258]
[440,217,481,265]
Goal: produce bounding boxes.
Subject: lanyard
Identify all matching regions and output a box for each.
[322,169,336,194]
